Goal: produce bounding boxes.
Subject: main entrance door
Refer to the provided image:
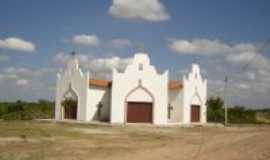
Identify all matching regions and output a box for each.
[191,105,200,122]
[127,102,152,123]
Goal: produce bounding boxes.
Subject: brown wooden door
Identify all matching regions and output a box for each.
[64,105,77,119]
[191,105,200,122]
[127,102,152,123]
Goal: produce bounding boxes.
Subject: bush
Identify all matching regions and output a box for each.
[207,96,224,123]
[0,100,54,120]
[207,96,259,124]
[228,106,257,123]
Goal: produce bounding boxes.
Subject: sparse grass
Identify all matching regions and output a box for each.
[0,121,270,160]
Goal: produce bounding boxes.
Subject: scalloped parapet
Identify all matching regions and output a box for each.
[117,53,162,75]
[111,52,168,125]
[183,63,207,124]
[55,55,90,121]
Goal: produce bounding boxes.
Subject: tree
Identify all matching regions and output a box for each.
[0,100,54,120]
[207,96,224,123]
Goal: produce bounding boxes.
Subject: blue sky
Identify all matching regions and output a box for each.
[0,0,270,107]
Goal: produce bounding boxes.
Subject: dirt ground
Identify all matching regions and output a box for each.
[0,121,270,160]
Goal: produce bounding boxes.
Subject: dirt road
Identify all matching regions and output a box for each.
[0,121,269,160]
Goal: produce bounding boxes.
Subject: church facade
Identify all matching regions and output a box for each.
[55,52,207,125]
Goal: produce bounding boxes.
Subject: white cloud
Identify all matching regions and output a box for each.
[225,52,256,64]
[1,70,51,101]
[0,55,9,61]
[238,83,250,90]
[3,67,50,77]
[16,79,29,86]
[71,35,100,46]
[109,39,132,48]
[0,73,18,81]
[87,56,132,73]
[109,0,170,22]
[53,52,91,65]
[169,38,270,106]
[168,38,270,69]
[54,52,132,79]
[0,66,56,101]
[245,71,255,80]
[207,61,270,106]
[168,39,256,56]
[0,37,35,52]
[0,67,53,84]
[84,56,132,79]
[53,52,71,65]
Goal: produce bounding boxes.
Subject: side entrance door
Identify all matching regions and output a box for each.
[191,105,200,122]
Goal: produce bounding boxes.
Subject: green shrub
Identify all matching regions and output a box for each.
[0,100,54,120]
[207,96,224,123]
[228,106,257,123]
[207,97,259,124]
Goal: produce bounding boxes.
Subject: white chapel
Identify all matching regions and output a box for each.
[55,51,207,125]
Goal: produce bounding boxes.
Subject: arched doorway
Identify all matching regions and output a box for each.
[125,86,154,123]
[62,98,77,119]
[61,87,78,120]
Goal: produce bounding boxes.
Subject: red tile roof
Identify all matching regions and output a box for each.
[89,79,112,88]
[89,79,183,90]
[169,80,183,90]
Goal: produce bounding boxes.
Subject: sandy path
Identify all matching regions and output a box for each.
[0,122,270,160]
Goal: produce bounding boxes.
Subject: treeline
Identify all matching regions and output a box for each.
[207,96,270,124]
[0,100,54,120]
[0,98,269,124]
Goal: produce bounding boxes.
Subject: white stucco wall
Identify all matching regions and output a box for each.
[127,88,153,102]
[110,53,168,125]
[168,90,183,123]
[55,57,90,121]
[183,64,207,124]
[87,86,111,121]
